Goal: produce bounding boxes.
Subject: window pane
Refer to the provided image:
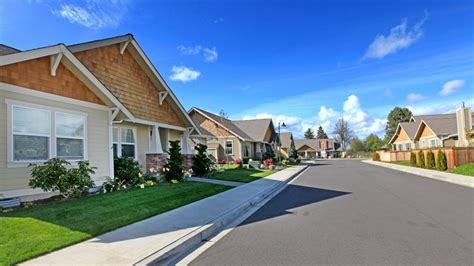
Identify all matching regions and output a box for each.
[13,135,49,161]
[56,113,84,138]
[57,138,84,159]
[121,144,135,158]
[113,143,119,159]
[13,106,50,135]
[113,127,119,143]
[121,128,135,144]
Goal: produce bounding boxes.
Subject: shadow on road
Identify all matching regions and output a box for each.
[239,184,350,226]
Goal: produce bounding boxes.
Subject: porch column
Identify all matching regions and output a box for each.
[152,125,163,154]
[181,127,194,154]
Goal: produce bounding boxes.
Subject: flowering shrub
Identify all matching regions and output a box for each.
[144,180,155,187]
[263,158,274,168]
[234,159,242,165]
[114,157,143,186]
[183,168,193,181]
[219,159,226,165]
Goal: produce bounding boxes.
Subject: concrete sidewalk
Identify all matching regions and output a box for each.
[24,165,308,265]
[188,177,244,187]
[363,160,473,188]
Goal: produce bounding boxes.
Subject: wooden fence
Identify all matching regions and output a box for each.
[376,147,474,169]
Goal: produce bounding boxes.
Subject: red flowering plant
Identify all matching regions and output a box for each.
[263,158,274,168]
[233,159,242,165]
[219,159,226,165]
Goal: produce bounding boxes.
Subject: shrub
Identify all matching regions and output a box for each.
[219,159,226,165]
[101,177,126,193]
[263,158,274,168]
[233,159,242,165]
[29,158,96,198]
[410,152,417,166]
[437,150,447,171]
[163,140,184,182]
[264,149,276,160]
[114,157,143,186]
[417,150,425,168]
[372,152,380,161]
[243,158,250,164]
[426,150,435,169]
[192,144,212,176]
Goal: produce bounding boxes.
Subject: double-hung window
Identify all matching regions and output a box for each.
[11,103,87,162]
[56,112,85,160]
[225,140,233,155]
[12,106,51,161]
[113,127,137,159]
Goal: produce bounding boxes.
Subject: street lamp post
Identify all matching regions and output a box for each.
[276,121,286,164]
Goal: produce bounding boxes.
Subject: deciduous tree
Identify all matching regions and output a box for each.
[333,118,353,151]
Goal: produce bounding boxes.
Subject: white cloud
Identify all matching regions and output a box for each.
[177,45,202,55]
[213,17,224,24]
[407,99,474,115]
[340,95,386,137]
[169,66,201,83]
[406,93,427,103]
[51,0,128,29]
[363,12,428,59]
[203,47,218,62]
[439,79,465,96]
[177,45,218,63]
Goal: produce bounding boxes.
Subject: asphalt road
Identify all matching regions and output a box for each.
[191,160,474,265]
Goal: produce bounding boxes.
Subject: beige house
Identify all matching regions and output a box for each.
[389,105,474,150]
[0,35,202,199]
[188,107,276,162]
[279,132,296,159]
[295,139,341,159]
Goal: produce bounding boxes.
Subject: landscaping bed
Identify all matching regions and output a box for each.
[211,164,275,183]
[0,182,230,265]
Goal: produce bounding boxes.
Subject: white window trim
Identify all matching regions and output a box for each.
[6,99,88,167]
[113,126,138,160]
[55,112,87,160]
[225,140,233,155]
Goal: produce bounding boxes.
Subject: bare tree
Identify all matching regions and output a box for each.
[333,118,354,151]
[219,109,228,118]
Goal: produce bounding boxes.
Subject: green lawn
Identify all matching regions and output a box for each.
[450,163,474,176]
[0,182,230,265]
[392,161,412,166]
[211,168,274,183]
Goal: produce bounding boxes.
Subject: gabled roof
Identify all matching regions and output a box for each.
[0,43,133,119]
[190,107,253,141]
[67,34,201,134]
[388,121,420,144]
[410,113,456,122]
[295,138,337,151]
[233,118,274,143]
[279,132,294,148]
[414,116,458,139]
[0,44,20,56]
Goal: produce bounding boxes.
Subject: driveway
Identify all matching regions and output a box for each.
[190,160,474,265]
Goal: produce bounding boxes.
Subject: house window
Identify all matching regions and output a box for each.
[12,106,51,161]
[56,112,85,160]
[244,144,250,157]
[113,127,137,159]
[398,144,403,151]
[11,104,87,162]
[421,140,426,149]
[430,139,439,148]
[406,143,411,150]
[225,140,233,155]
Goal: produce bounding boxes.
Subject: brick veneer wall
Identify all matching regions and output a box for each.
[145,153,195,173]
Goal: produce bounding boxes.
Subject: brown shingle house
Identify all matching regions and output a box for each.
[0,34,202,199]
[188,107,277,162]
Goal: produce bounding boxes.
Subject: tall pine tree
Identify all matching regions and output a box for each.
[316,126,328,139]
[304,128,315,139]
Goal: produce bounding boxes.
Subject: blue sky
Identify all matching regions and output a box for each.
[1,0,473,138]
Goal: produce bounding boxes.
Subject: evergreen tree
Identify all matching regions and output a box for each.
[427,150,435,169]
[304,128,315,139]
[385,107,413,142]
[163,140,184,182]
[417,150,425,168]
[437,150,447,171]
[410,152,417,166]
[192,144,212,176]
[316,126,328,139]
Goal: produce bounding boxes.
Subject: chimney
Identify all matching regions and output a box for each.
[456,102,472,147]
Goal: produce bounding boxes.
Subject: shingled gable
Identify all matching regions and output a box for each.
[232,118,275,143]
[0,43,133,117]
[68,34,201,134]
[189,107,253,141]
[388,122,420,144]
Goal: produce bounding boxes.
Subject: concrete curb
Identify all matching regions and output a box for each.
[135,165,309,265]
[363,160,473,188]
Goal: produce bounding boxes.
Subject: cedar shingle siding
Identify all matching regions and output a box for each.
[74,44,185,127]
[0,57,105,105]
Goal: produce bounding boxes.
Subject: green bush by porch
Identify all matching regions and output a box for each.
[0,182,230,265]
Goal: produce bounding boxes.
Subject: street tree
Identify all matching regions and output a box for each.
[364,134,384,152]
[350,137,365,152]
[317,125,328,139]
[333,118,353,151]
[304,128,315,139]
